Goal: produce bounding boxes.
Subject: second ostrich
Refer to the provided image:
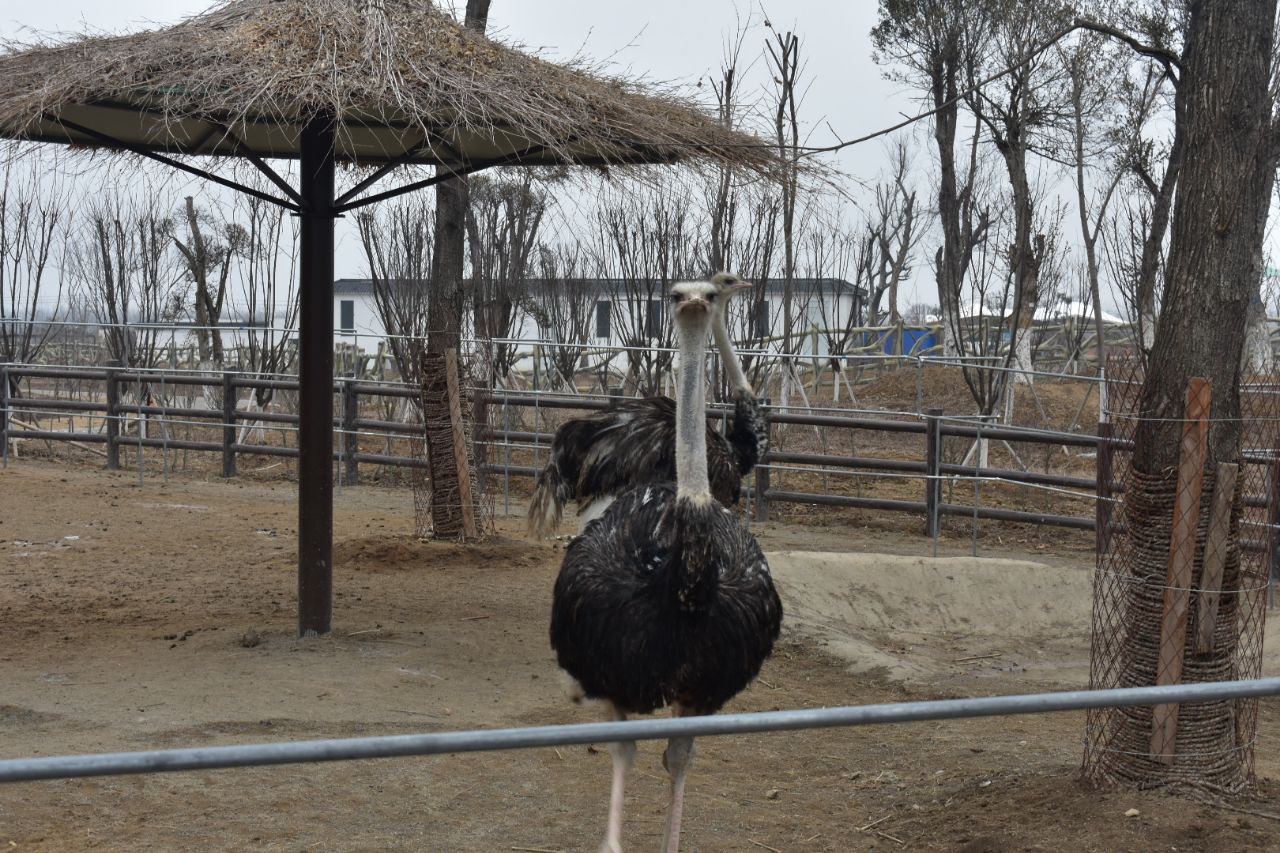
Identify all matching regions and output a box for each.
[528,271,767,538]
[550,279,782,853]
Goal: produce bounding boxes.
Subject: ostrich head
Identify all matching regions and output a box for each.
[709,271,753,300]
[670,279,720,320]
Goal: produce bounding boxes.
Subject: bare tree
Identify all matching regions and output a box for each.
[467,170,546,385]
[172,195,242,369]
[1095,0,1278,791]
[965,0,1074,385]
[527,242,595,391]
[356,197,434,386]
[864,140,921,332]
[873,0,993,357]
[1061,24,1130,371]
[0,154,67,395]
[70,192,185,370]
[592,186,700,396]
[234,193,299,409]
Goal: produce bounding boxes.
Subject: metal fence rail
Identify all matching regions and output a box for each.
[2,679,1278,784]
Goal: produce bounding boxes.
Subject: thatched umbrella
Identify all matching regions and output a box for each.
[0,0,773,636]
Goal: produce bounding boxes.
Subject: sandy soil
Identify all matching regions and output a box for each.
[1,460,1279,852]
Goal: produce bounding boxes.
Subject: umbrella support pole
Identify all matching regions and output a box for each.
[297,114,336,638]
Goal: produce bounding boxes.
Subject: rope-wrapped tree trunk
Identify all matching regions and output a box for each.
[1086,0,1277,790]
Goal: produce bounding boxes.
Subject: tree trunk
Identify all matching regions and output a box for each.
[423,0,492,539]
[1101,0,1276,789]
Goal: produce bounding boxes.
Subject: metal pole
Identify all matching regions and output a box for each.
[297,113,336,638]
[1,678,1278,785]
[105,369,119,470]
[925,407,943,538]
[0,365,9,468]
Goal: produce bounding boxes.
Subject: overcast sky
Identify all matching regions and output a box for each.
[0,2,947,308]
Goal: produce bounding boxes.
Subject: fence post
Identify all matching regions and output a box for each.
[925,408,943,537]
[754,399,771,523]
[1095,421,1113,560]
[105,369,120,471]
[0,365,9,466]
[221,372,237,478]
[342,379,359,486]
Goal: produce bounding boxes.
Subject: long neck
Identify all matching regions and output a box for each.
[713,304,752,397]
[675,314,711,499]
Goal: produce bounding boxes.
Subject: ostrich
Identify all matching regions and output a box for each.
[527,271,767,538]
[550,279,782,853]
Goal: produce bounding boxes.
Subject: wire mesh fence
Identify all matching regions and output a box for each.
[1084,359,1277,790]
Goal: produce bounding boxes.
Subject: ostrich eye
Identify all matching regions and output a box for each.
[707,293,717,301]
[670,293,682,303]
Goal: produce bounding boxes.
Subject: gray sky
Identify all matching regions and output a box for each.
[0,2,972,310]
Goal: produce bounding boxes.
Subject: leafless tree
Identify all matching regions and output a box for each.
[467,170,546,385]
[591,186,700,396]
[1060,22,1130,371]
[234,193,299,409]
[864,140,922,331]
[70,192,185,370]
[527,241,595,391]
[965,0,1074,385]
[0,153,67,395]
[173,195,243,369]
[873,0,993,357]
[356,197,434,386]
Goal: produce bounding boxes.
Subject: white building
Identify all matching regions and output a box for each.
[332,276,867,357]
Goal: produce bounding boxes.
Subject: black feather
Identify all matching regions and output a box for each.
[726,390,768,476]
[550,483,782,715]
[528,396,744,536]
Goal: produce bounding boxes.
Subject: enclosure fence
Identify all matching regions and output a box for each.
[7,361,1280,549]
[2,679,1279,784]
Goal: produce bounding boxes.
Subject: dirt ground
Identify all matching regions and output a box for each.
[2,460,1279,852]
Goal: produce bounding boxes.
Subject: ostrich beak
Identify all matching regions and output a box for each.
[729,280,753,292]
[676,297,710,315]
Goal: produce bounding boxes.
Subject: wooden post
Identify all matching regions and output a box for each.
[754,398,771,523]
[1150,377,1212,763]
[105,369,120,471]
[341,380,359,486]
[1194,462,1238,653]
[221,372,237,478]
[445,349,477,539]
[1096,421,1114,559]
[925,408,944,537]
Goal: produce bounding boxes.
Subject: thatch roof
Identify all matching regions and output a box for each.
[0,0,774,171]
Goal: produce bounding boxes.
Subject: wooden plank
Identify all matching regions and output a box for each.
[1194,462,1238,653]
[1150,377,1212,763]
[445,349,477,539]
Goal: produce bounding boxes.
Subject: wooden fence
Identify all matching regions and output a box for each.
[5,363,1280,548]
[0,363,423,483]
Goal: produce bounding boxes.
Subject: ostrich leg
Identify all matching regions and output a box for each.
[600,702,634,853]
[660,705,697,853]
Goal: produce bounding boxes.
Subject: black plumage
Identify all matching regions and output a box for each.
[527,396,744,537]
[550,483,781,716]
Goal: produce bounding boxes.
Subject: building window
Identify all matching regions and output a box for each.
[645,298,663,338]
[754,299,770,338]
[595,301,611,339]
[339,299,355,332]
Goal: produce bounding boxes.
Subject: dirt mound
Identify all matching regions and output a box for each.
[769,551,1093,686]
